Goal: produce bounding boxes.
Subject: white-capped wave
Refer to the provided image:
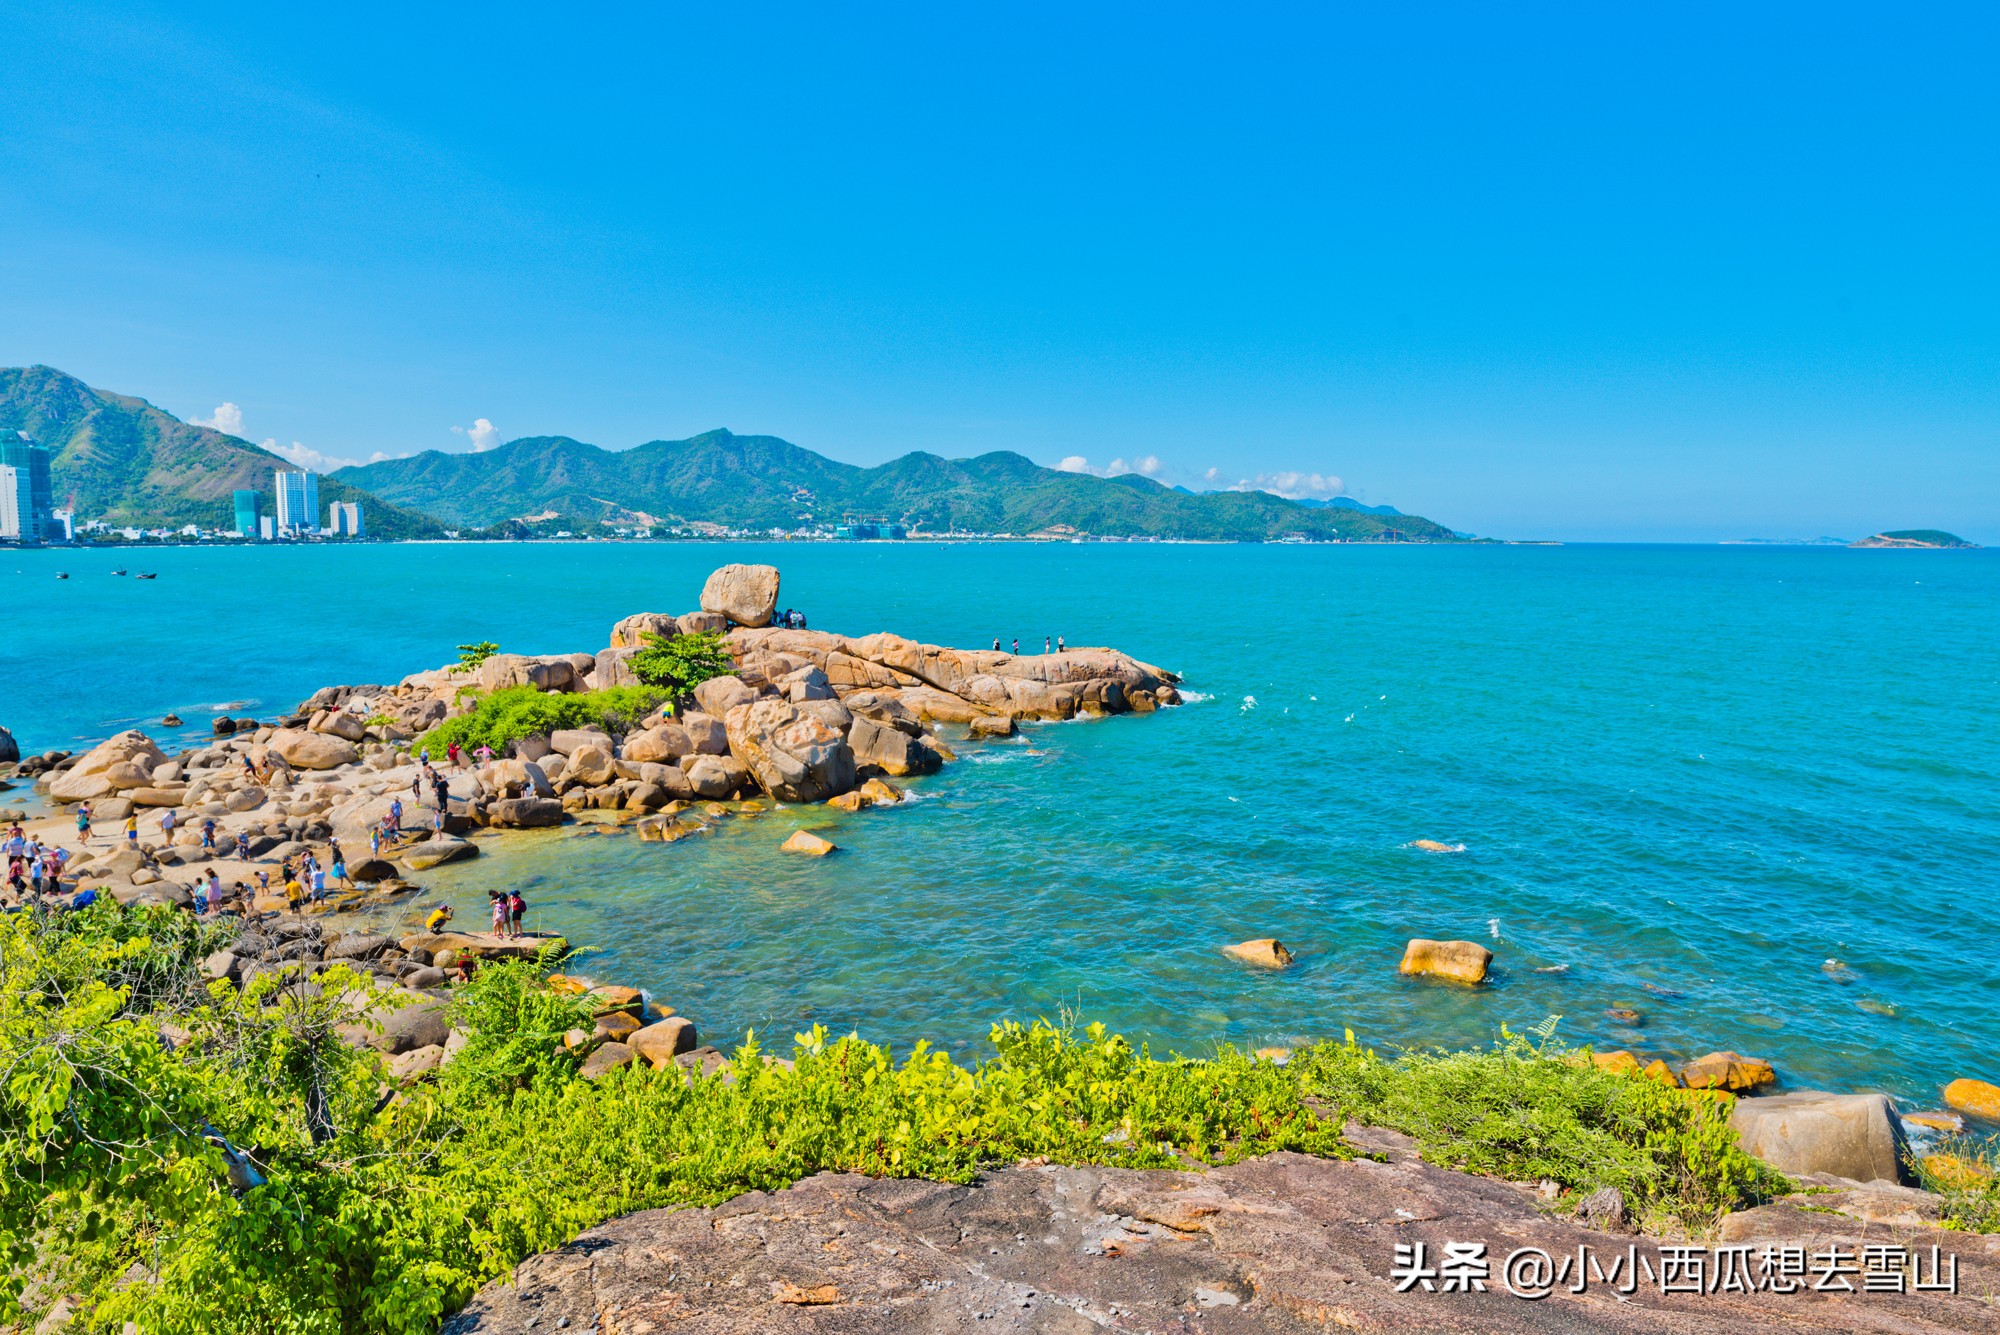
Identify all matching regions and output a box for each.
[1177,690,1212,703]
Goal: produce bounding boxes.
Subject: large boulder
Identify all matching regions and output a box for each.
[847,716,942,778]
[481,758,554,799]
[1398,938,1492,985]
[490,796,565,828]
[777,665,834,703]
[724,699,856,803]
[625,724,692,764]
[1729,1091,1913,1185]
[48,731,170,801]
[699,563,781,628]
[693,675,758,717]
[628,1017,698,1067]
[402,837,478,870]
[1223,939,1294,969]
[549,728,614,756]
[564,744,618,787]
[0,725,16,763]
[311,711,367,742]
[269,728,360,771]
[680,754,741,800]
[679,711,730,755]
[609,612,681,649]
[585,646,641,691]
[368,997,452,1055]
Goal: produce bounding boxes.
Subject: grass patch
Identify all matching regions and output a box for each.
[1912,1135,2000,1232]
[1288,1022,1791,1234]
[414,684,665,757]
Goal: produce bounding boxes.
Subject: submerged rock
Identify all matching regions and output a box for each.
[1223,938,1294,969]
[1944,1077,2000,1123]
[1680,1051,1776,1093]
[781,829,838,856]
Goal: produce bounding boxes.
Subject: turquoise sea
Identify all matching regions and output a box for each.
[4,541,1997,1103]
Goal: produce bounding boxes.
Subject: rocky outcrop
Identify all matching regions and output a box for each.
[446,1148,1995,1334]
[625,723,692,764]
[1729,1091,1912,1185]
[269,728,360,771]
[1680,1051,1776,1093]
[781,829,837,856]
[725,700,856,803]
[47,730,170,801]
[0,725,16,764]
[700,563,781,627]
[846,716,942,778]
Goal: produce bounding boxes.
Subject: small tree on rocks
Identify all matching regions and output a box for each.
[629,630,734,716]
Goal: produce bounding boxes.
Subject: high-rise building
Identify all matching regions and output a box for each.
[274,468,318,535]
[0,432,55,544]
[327,500,364,537]
[233,489,262,539]
[259,515,276,541]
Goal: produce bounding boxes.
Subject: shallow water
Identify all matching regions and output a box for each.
[5,541,1997,1099]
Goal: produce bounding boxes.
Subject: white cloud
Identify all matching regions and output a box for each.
[1107,455,1165,478]
[194,402,245,436]
[452,418,502,452]
[1056,455,1092,473]
[1218,470,1347,499]
[263,437,362,472]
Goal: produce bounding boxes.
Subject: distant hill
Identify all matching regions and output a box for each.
[335,430,1462,541]
[0,366,444,539]
[1849,530,1978,549]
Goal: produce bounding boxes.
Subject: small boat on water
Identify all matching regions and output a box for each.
[135,572,158,580]
[111,569,127,576]
[55,572,69,579]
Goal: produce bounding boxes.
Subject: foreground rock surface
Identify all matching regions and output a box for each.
[447,1150,1997,1333]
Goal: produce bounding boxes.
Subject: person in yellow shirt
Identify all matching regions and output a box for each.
[124,813,139,844]
[425,903,455,933]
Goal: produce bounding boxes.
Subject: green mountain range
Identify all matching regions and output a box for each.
[0,365,1463,541]
[335,431,1461,541]
[0,366,444,539]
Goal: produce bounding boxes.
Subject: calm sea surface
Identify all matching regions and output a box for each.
[4,541,1996,1101]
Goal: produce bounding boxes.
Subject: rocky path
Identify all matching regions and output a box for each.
[447,1135,1998,1334]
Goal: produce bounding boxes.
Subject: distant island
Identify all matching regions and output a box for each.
[1849,530,1979,549]
[0,364,1462,544]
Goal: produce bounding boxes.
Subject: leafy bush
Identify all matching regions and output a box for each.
[1288,1023,1790,1233]
[414,685,665,757]
[627,630,734,713]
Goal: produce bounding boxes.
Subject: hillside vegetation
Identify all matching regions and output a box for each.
[0,366,444,539]
[335,429,1463,541]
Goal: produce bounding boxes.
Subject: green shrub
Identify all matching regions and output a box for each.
[453,641,499,674]
[414,685,665,757]
[1288,1023,1790,1234]
[627,630,734,714]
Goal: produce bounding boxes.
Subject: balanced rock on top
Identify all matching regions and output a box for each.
[700,563,781,628]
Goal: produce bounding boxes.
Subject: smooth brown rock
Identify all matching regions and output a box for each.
[699,563,781,627]
[859,777,905,805]
[1398,938,1492,984]
[1680,1051,1776,1093]
[825,791,866,812]
[624,724,692,764]
[968,713,1016,737]
[693,674,759,718]
[1223,938,1294,968]
[847,716,941,778]
[594,1011,643,1043]
[781,829,837,856]
[48,730,170,801]
[589,984,645,1014]
[270,728,360,771]
[628,1016,699,1067]
[579,1041,636,1079]
[490,796,564,828]
[1590,1050,1642,1076]
[725,699,856,803]
[1729,1091,1912,1185]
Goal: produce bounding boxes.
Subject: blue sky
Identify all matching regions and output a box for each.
[2,3,1996,541]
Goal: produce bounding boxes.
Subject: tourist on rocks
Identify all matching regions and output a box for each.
[446,740,462,770]
[369,822,383,859]
[331,852,350,892]
[205,868,222,911]
[201,818,217,852]
[992,637,1000,650]
[310,861,328,905]
[426,903,454,933]
[192,878,208,915]
[124,813,139,845]
[389,798,403,834]
[1058,634,1065,653]
[432,804,446,838]
[1044,636,1051,654]
[256,869,271,897]
[474,743,494,765]
[507,889,526,939]
[75,803,92,844]
[1011,638,1019,655]
[488,889,508,937]
[159,807,177,842]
